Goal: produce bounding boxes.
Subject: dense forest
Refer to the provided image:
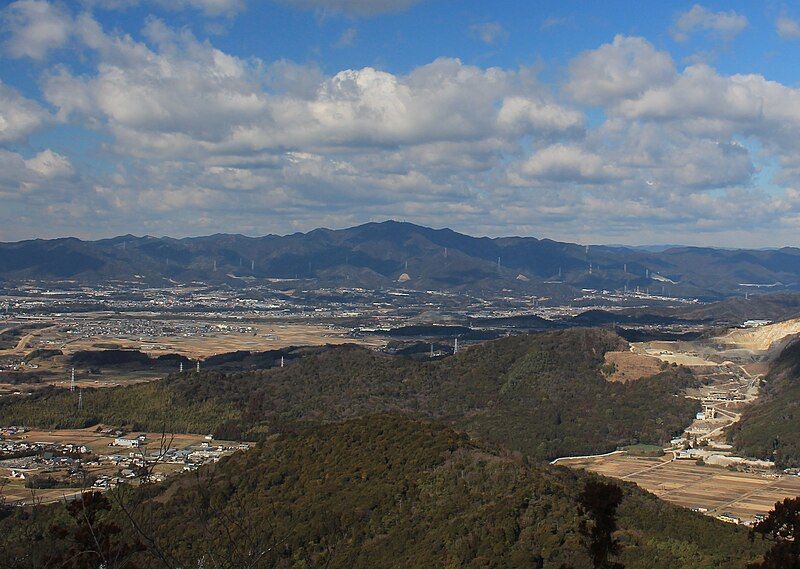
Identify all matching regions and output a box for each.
[0,329,699,461]
[0,416,766,568]
[731,337,800,468]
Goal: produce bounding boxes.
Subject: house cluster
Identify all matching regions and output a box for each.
[1,436,90,461]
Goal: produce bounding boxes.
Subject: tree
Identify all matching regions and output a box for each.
[48,491,144,568]
[578,480,624,569]
[748,497,800,569]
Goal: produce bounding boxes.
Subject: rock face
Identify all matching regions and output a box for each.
[397,272,411,282]
[716,318,800,351]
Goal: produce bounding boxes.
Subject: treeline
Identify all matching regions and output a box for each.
[0,382,240,435]
[0,416,765,568]
[731,337,800,468]
[0,329,699,461]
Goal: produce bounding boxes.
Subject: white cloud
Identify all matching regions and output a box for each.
[776,15,800,40]
[1,0,72,59]
[24,149,74,179]
[0,81,51,143]
[497,96,584,135]
[469,22,507,45]
[671,4,748,42]
[4,12,800,245]
[83,0,245,17]
[567,35,676,106]
[279,0,422,17]
[517,144,622,184]
[42,19,580,163]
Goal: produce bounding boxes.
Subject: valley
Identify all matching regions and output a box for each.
[559,317,800,525]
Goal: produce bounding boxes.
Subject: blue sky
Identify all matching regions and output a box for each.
[2,0,800,246]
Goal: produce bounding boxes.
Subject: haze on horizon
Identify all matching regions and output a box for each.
[1,0,800,248]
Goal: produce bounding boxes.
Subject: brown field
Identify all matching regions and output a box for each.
[39,321,386,359]
[559,453,800,522]
[0,318,389,393]
[603,351,664,382]
[16,427,211,453]
[0,370,161,395]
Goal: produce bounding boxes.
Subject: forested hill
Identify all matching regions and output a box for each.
[731,337,800,467]
[0,329,699,461]
[2,220,800,297]
[0,416,764,568]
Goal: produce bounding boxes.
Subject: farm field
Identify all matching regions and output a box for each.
[559,453,800,523]
[33,319,387,359]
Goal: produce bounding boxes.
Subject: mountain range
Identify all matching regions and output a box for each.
[2,220,800,298]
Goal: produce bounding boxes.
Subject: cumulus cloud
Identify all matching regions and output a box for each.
[671,4,748,42]
[24,149,75,179]
[776,15,800,40]
[3,7,800,245]
[497,96,584,136]
[1,0,72,59]
[567,35,676,106]
[516,144,621,184]
[279,0,422,17]
[41,19,580,163]
[0,81,51,142]
[468,22,507,45]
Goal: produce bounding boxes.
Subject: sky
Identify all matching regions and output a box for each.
[2,1,800,246]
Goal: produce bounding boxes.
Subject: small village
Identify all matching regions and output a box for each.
[0,425,251,505]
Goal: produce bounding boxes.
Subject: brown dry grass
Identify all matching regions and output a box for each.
[603,351,664,383]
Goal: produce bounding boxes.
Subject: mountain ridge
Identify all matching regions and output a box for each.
[2,220,800,298]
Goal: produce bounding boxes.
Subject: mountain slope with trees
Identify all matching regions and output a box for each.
[0,416,765,568]
[0,329,699,461]
[731,337,800,468]
[2,221,800,297]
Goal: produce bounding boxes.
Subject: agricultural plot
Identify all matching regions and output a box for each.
[560,453,800,523]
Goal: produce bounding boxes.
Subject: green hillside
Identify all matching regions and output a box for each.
[0,329,699,461]
[0,416,764,568]
[731,338,800,468]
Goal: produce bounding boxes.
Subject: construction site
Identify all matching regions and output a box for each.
[563,318,800,524]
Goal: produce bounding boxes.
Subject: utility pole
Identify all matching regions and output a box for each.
[196,360,200,373]
[280,356,284,368]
